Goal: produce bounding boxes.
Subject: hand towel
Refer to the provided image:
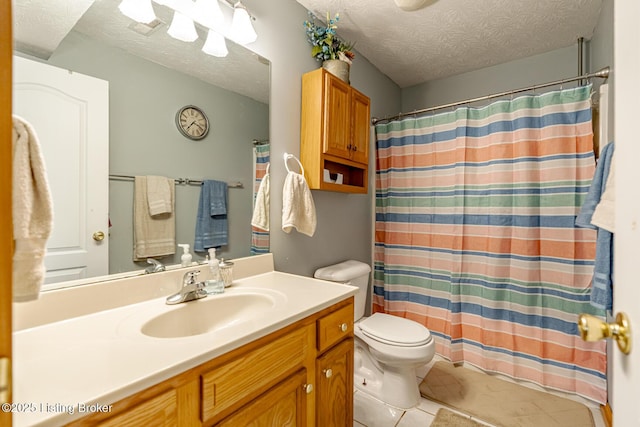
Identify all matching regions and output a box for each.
[251,166,270,231]
[282,171,316,237]
[133,176,176,261]
[146,175,173,216]
[576,142,615,310]
[592,151,615,233]
[12,115,54,302]
[194,180,228,251]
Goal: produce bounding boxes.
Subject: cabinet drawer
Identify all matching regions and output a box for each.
[317,304,354,353]
[98,389,176,427]
[201,324,313,424]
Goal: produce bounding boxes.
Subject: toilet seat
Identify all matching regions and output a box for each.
[358,313,432,347]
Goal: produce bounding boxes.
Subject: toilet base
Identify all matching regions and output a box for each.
[353,341,422,409]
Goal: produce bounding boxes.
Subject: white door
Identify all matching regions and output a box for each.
[612,1,640,424]
[13,56,109,286]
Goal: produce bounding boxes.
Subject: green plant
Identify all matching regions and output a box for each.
[303,12,355,63]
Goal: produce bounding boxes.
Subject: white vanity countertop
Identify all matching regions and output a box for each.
[12,271,357,427]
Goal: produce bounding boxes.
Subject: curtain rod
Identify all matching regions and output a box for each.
[371,66,610,125]
[109,174,243,188]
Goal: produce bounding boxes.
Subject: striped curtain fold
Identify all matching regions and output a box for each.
[251,143,270,254]
[373,85,607,403]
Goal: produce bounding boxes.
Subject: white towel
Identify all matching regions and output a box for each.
[592,151,615,233]
[133,176,176,260]
[12,115,53,302]
[251,169,270,231]
[146,175,173,216]
[282,171,316,237]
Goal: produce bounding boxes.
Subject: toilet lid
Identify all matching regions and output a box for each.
[358,313,432,347]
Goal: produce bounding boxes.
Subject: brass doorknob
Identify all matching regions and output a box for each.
[578,312,632,355]
[92,231,105,241]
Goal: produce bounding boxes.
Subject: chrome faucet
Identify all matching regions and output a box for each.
[166,270,207,305]
[145,258,166,274]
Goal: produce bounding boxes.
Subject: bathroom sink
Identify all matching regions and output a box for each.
[140,291,279,338]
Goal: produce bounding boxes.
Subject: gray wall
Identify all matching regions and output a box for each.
[401,45,580,111]
[590,0,614,145]
[46,32,269,274]
[242,0,401,277]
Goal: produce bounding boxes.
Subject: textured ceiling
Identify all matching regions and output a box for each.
[14,0,95,58]
[13,0,270,104]
[295,0,603,88]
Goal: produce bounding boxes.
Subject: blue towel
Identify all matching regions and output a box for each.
[576,142,615,310]
[194,180,228,251]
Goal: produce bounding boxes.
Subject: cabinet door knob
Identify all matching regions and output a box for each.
[339,323,348,332]
[323,369,333,378]
[303,383,313,394]
[351,145,357,151]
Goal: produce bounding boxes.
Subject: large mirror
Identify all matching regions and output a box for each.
[13,0,270,289]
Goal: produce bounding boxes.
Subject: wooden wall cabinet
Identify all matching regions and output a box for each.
[301,68,371,194]
[67,299,354,427]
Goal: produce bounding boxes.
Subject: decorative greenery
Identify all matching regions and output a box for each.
[303,11,355,64]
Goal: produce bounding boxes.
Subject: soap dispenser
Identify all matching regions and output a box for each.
[178,244,192,267]
[205,248,225,294]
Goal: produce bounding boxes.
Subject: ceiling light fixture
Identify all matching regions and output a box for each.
[167,10,198,42]
[119,0,259,53]
[230,2,257,45]
[118,0,157,24]
[202,29,229,57]
[192,0,225,31]
[393,0,437,12]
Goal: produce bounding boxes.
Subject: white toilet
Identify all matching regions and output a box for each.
[314,260,435,409]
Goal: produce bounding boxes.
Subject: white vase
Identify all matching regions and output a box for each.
[322,59,350,83]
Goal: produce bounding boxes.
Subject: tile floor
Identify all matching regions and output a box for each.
[352,356,606,427]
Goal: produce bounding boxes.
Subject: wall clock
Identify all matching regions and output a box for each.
[176,105,210,140]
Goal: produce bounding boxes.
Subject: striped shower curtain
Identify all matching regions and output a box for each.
[373,85,607,403]
[251,143,270,254]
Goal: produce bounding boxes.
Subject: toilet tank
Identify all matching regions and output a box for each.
[314,260,371,321]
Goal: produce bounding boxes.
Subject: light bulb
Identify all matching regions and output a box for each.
[393,0,436,11]
[118,0,156,24]
[167,10,198,42]
[202,30,228,57]
[230,2,257,45]
[192,0,225,30]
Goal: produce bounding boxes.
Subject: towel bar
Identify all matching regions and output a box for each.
[109,174,243,188]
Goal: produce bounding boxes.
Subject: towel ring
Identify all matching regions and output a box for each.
[283,153,304,176]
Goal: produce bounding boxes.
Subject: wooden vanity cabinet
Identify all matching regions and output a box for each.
[200,323,314,425]
[94,389,178,427]
[316,340,354,426]
[216,369,308,426]
[66,298,354,427]
[315,302,354,426]
[301,68,371,194]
